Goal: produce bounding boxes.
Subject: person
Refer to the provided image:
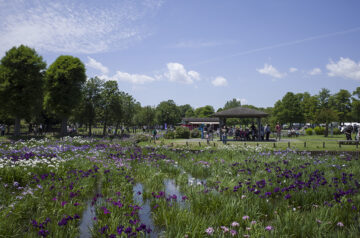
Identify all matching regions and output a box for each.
[260,125,264,141]
[345,124,353,140]
[265,124,271,141]
[221,126,228,144]
[0,124,4,136]
[275,122,282,141]
[250,123,257,141]
[235,127,241,141]
[152,128,157,141]
[208,126,214,141]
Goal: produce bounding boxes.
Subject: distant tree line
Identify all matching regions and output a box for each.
[0,45,359,137]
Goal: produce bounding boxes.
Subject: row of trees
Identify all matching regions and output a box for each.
[1,45,359,137]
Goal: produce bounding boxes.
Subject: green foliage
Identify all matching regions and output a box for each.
[44,55,86,118]
[190,129,201,138]
[305,128,313,135]
[164,130,175,139]
[314,126,325,135]
[132,133,150,143]
[333,128,341,135]
[0,45,46,135]
[194,105,214,118]
[175,126,190,139]
[155,100,181,126]
[223,98,241,110]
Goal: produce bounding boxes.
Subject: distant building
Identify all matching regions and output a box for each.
[181,118,219,130]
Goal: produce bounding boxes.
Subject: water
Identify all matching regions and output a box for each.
[163,179,188,209]
[79,201,97,238]
[79,180,103,238]
[133,183,161,238]
[187,174,206,186]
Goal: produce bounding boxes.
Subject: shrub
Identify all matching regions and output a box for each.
[175,126,190,139]
[333,128,341,135]
[305,128,313,135]
[131,134,150,143]
[164,130,175,139]
[190,129,201,138]
[314,126,325,135]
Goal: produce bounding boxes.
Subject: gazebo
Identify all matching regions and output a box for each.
[212,107,268,141]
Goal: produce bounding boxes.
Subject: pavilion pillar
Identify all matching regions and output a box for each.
[219,117,225,141]
[257,117,261,141]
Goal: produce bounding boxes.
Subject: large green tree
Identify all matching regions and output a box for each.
[194,105,215,118]
[99,80,119,136]
[331,89,352,123]
[273,92,303,127]
[44,55,86,136]
[352,87,360,122]
[0,45,46,136]
[155,100,181,126]
[77,77,104,136]
[315,88,338,137]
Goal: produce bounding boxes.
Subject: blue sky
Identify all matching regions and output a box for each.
[1,0,360,110]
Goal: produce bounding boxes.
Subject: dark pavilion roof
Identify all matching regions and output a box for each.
[212,107,268,118]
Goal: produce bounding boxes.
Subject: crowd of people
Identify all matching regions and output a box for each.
[218,122,282,144]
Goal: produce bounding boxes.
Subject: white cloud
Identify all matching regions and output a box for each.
[100,71,155,85]
[172,40,224,48]
[289,67,298,73]
[211,76,228,87]
[309,68,322,75]
[0,0,163,55]
[86,57,109,74]
[165,62,201,84]
[326,57,360,81]
[257,64,286,78]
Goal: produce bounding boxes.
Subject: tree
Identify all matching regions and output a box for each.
[352,87,360,122]
[315,88,335,137]
[0,45,46,136]
[194,105,215,118]
[273,92,303,128]
[300,92,318,124]
[155,100,181,126]
[223,98,241,110]
[78,77,104,136]
[99,80,119,136]
[331,89,351,123]
[134,106,156,128]
[44,55,86,136]
[178,104,194,118]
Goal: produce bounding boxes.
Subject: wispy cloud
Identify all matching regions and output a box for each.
[289,67,298,73]
[327,57,360,81]
[308,68,322,75]
[170,40,228,48]
[192,26,360,66]
[86,57,109,75]
[257,64,286,78]
[0,0,163,55]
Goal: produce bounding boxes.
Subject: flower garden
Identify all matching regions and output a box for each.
[1,137,359,237]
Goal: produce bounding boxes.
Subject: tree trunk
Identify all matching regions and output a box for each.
[103,120,107,136]
[88,122,92,137]
[324,124,329,137]
[14,117,21,136]
[115,121,119,135]
[61,118,67,137]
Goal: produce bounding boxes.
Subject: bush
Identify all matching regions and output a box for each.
[314,126,325,135]
[190,129,201,138]
[131,134,150,143]
[305,128,313,135]
[333,128,341,135]
[175,126,190,139]
[164,130,175,139]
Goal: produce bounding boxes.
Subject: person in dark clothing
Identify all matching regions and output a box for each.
[345,125,353,140]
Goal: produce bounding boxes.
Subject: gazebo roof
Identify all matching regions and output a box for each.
[212,107,268,118]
